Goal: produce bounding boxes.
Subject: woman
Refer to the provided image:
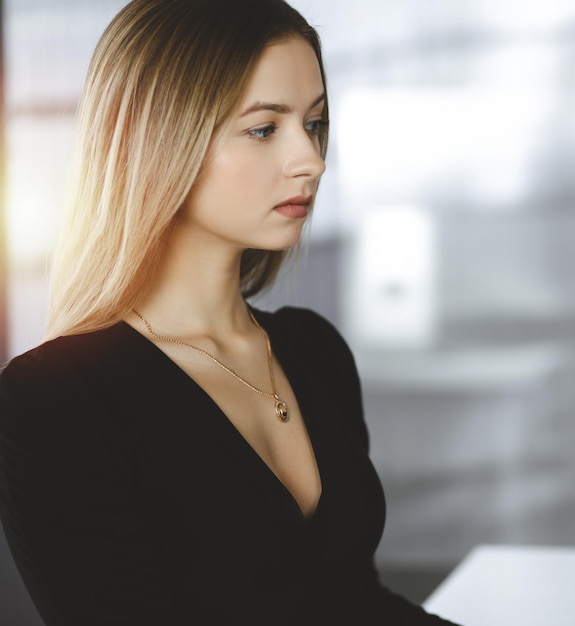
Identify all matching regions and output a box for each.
[0,1,460,624]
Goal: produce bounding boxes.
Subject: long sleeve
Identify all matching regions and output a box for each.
[280,307,462,625]
[0,349,189,626]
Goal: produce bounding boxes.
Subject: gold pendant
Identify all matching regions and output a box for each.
[274,396,289,422]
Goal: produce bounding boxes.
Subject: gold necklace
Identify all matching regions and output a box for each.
[132,309,289,422]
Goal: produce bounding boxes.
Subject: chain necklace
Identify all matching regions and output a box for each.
[132,308,289,422]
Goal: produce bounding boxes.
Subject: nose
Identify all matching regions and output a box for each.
[283,129,326,180]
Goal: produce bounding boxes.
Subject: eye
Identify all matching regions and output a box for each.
[247,123,277,142]
[305,119,329,136]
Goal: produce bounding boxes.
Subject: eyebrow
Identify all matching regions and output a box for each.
[239,92,326,117]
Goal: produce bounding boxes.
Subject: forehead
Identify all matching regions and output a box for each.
[237,36,324,108]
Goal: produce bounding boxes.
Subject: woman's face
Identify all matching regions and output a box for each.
[182,36,327,252]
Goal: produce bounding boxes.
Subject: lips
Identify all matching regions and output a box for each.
[273,195,313,219]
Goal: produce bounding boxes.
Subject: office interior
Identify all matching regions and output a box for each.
[1,0,574,623]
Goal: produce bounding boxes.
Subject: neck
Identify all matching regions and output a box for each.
[134,225,252,337]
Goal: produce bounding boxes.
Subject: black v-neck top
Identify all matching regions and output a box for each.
[0,307,458,625]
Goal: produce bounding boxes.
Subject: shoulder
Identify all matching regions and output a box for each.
[2,336,86,403]
[0,324,134,408]
[256,305,351,355]
[256,306,369,449]
[0,325,138,470]
[254,305,361,392]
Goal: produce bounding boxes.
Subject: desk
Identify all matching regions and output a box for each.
[423,544,575,625]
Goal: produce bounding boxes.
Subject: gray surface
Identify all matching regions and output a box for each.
[0,529,43,625]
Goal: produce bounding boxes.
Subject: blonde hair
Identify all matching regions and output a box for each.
[46,0,329,339]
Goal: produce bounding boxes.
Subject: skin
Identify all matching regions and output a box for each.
[128,36,327,518]
[181,38,326,253]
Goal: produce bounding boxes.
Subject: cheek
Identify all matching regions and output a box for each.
[216,148,276,193]
[206,151,248,194]
[191,141,283,217]
[185,154,255,218]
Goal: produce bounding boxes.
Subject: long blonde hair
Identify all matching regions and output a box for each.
[46,0,329,339]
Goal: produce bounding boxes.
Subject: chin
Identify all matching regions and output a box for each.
[267,234,304,252]
[245,221,308,253]
[276,223,308,250]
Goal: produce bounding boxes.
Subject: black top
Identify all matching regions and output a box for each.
[0,306,459,625]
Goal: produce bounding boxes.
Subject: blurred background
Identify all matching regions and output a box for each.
[1,0,575,623]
